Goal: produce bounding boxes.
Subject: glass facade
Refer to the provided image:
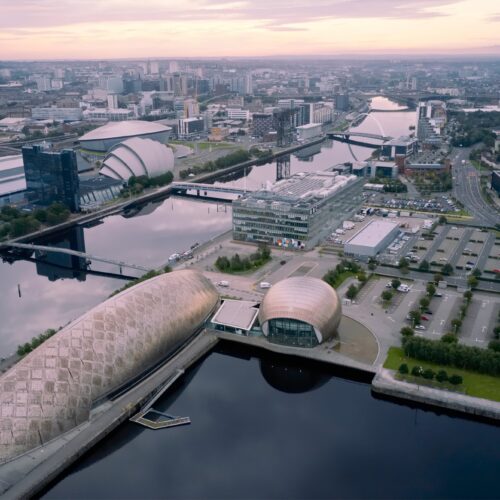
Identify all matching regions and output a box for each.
[268,318,318,348]
[232,177,364,249]
[23,145,80,211]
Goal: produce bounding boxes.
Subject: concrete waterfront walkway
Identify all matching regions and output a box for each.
[0,332,219,499]
[372,368,500,421]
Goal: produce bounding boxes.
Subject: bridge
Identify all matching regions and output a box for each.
[171,182,254,198]
[1,242,151,273]
[328,131,391,149]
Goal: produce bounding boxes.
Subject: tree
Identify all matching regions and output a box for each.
[494,326,500,339]
[398,257,410,269]
[463,290,473,303]
[449,374,463,385]
[441,332,458,344]
[472,268,482,278]
[488,340,500,352]
[419,296,430,311]
[357,272,367,283]
[409,309,421,326]
[438,215,447,224]
[467,275,478,288]
[434,273,443,284]
[398,363,409,374]
[391,278,401,290]
[400,326,414,337]
[422,368,435,380]
[442,263,454,275]
[381,290,393,302]
[451,318,462,334]
[419,260,430,272]
[411,365,423,377]
[346,284,358,300]
[436,370,448,383]
[426,283,436,297]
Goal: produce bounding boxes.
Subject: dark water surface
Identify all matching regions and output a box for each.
[44,343,499,499]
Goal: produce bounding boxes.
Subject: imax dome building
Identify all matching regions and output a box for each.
[259,277,341,348]
[79,120,171,155]
[100,137,174,181]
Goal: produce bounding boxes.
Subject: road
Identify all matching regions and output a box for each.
[451,147,499,227]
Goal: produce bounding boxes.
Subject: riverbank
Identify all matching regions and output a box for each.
[0,331,219,499]
[372,368,500,421]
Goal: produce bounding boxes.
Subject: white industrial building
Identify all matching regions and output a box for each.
[296,123,322,142]
[344,219,399,257]
[32,107,83,122]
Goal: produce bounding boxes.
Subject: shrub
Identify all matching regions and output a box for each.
[398,363,409,374]
[422,369,435,380]
[411,365,423,377]
[381,290,393,302]
[436,370,448,383]
[441,333,458,344]
[449,374,463,385]
[400,327,414,337]
[488,339,500,353]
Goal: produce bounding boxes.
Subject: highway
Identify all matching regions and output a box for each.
[451,147,499,227]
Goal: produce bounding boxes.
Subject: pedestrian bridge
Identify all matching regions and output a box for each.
[1,242,151,273]
[171,182,254,197]
[329,131,391,141]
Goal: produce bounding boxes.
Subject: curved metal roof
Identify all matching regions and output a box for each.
[0,270,218,463]
[100,137,174,181]
[258,277,341,343]
[80,120,171,142]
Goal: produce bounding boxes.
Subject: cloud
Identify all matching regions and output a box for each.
[486,13,500,22]
[0,0,459,29]
[265,26,309,32]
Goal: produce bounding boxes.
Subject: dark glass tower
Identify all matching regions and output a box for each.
[22,144,80,212]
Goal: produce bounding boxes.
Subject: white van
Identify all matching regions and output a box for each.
[397,284,410,293]
[259,281,272,289]
[218,280,230,287]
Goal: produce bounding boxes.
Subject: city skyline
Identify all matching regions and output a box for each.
[1,0,499,59]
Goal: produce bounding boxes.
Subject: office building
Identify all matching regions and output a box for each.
[252,113,274,137]
[22,144,80,211]
[232,171,363,249]
[0,155,27,207]
[344,219,399,258]
[334,93,349,111]
[183,98,200,118]
[178,117,204,139]
[492,171,500,195]
[227,108,250,120]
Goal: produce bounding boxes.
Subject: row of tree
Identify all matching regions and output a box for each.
[17,328,57,356]
[402,335,500,377]
[399,364,463,385]
[108,265,171,298]
[179,149,252,179]
[0,203,71,239]
[215,244,271,273]
[121,171,174,197]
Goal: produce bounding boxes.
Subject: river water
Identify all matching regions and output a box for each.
[2,97,499,498]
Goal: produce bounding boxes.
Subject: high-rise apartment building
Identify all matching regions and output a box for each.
[23,145,80,211]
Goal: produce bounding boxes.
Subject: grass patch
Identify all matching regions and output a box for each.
[384,347,500,402]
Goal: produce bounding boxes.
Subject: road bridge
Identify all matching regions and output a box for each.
[1,242,151,273]
[171,181,254,197]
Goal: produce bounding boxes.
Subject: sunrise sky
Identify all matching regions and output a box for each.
[1,0,499,60]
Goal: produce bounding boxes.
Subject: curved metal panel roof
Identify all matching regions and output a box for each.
[0,270,218,463]
[80,120,171,142]
[258,277,341,343]
[100,137,174,181]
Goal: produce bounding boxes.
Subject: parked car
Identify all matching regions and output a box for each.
[259,281,272,289]
[421,315,429,321]
[415,325,426,331]
[217,280,230,287]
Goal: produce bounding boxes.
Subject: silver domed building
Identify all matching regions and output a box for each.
[258,277,341,348]
[0,270,218,463]
[100,137,174,181]
[79,120,171,155]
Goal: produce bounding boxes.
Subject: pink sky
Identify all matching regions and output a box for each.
[1,0,499,59]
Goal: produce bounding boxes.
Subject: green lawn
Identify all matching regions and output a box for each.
[384,347,500,402]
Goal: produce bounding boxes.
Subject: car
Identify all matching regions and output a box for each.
[386,282,393,288]
[421,315,429,321]
[217,280,230,287]
[424,310,433,315]
[415,325,426,331]
[435,292,443,297]
[259,281,272,289]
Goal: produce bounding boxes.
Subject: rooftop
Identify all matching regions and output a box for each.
[345,219,399,247]
[79,120,171,142]
[211,299,260,331]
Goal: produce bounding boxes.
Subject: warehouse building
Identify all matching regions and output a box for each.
[344,219,399,258]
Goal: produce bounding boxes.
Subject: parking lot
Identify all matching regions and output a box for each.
[364,191,460,214]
